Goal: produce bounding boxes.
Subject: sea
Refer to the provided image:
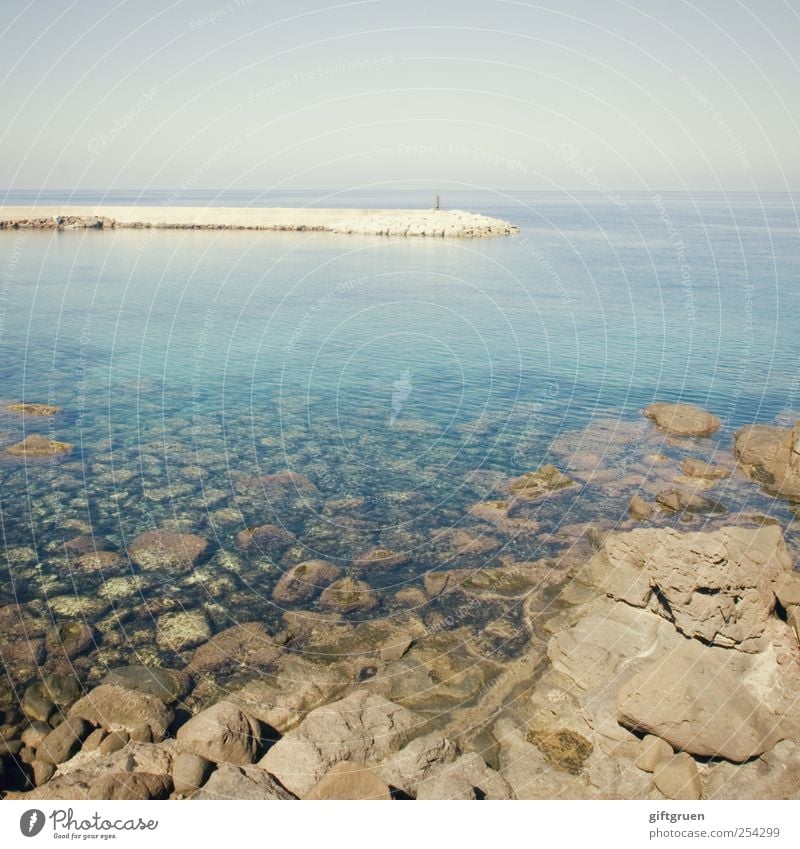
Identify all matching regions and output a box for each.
[1,189,798,669]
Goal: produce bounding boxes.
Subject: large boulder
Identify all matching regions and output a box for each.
[580,525,790,651]
[69,684,173,742]
[176,702,261,765]
[616,638,784,762]
[735,422,800,501]
[643,402,720,437]
[259,691,419,796]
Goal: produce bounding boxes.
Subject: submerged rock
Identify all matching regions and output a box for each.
[628,495,653,520]
[102,666,190,704]
[351,547,409,571]
[156,610,211,653]
[187,622,282,676]
[128,529,208,571]
[655,487,725,515]
[5,434,73,458]
[318,577,379,613]
[236,523,294,555]
[272,559,341,604]
[506,463,576,500]
[3,402,61,416]
[643,402,721,437]
[681,458,730,479]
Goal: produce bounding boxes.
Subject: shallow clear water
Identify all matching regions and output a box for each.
[1,190,799,665]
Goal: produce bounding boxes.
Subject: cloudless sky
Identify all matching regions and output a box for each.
[1,0,798,191]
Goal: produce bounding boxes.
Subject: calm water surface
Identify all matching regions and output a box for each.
[1,190,798,664]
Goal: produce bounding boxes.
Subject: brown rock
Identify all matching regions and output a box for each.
[655,487,725,514]
[236,523,294,554]
[98,730,129,754]
[635,734,673,772]
[128,529,207,571]
[734,422,800,501]
[190,763,295,800]
[5,434,72,457]
[628,495,653,520]
[351,547,409,571]
[187,622,282,675]
[260,691,418,797]
[88,772,172,800]
[5,402,61,417]
[643,402,720,437]
[773,573,800,609]
[69,684,173,742]
[617,638,783,762]
[318,577,379,613]
[653,753,702,800]
[32,760,56,786]
[582,525,789,651]
[272,560,341,604]
[172,752,212,795]
[304,760,391,799]
[37,717,88,764]
[176,702,261,765]
[81,728,106,751]
[682,458,730,479]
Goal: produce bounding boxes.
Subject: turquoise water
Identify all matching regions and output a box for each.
[1,190,799,663]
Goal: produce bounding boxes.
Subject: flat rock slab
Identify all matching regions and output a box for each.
[617,638,783,762]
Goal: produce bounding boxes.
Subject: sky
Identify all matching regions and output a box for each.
[0,0,798,192]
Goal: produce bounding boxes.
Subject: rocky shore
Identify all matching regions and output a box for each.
[0,206,519,238]
[1,401,800,800]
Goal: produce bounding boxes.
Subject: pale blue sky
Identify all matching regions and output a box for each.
[1,0,798,191]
